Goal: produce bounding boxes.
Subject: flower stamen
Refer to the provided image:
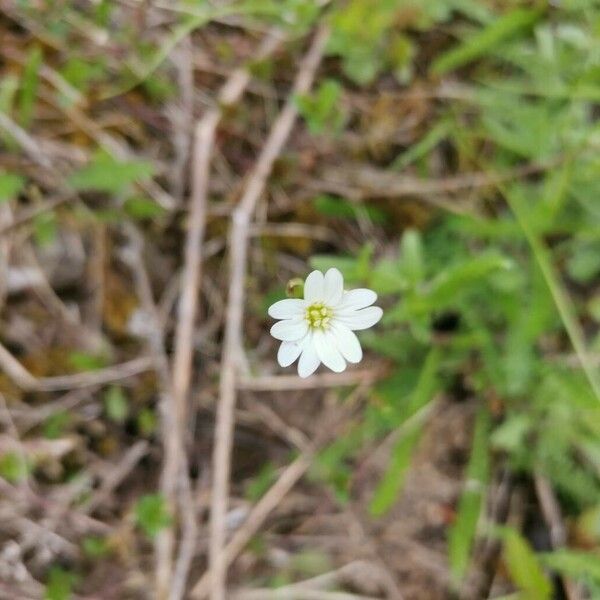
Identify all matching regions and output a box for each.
[305,302,333,330]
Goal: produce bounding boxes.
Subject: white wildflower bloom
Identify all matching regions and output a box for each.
[268,268,383,378]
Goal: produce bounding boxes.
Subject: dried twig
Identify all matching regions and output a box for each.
[154,29,282,598]
[237,365,387,392]
[193,445,316,598]
[206,26,329,600]
[192,385,365,600]
[534,473,583,600]
[0,341,153,392]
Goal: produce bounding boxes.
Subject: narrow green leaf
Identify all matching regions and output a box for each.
[424,253,512,308]
[497,526,553,600]
[369,423,422,517]
[18,45,43,127]
[0,172,25,203]
[369,348,440,516]
[104,386,129,424]
[431,9,543,75]
[448,408,491,582]
[540,549,600,583]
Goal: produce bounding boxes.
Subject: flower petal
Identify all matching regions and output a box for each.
[277,341,302,367]
[270,319,308,341]
[298,334,320,378]
[268,298,306,319]
[323,268,344,305]
[338,288,377,312]
[337,306,383,331]
[331,322,362,364]
[304,270,324,302]
[313,329,346,373]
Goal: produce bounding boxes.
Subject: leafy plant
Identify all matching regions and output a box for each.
[134,494,172,539]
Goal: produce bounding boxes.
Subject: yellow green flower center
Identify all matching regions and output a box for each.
[305,302,333,330]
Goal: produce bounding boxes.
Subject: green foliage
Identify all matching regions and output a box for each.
[33,212,57,248]
[327,0,416,84]
[134,494,172,539]
[448,409,490,583]
[245,461,278,502]
[45,567,78,600]
[68,151,154,195]
[0,452,29,483]
[68,351,108,372]
[539,549,600,584]
[18,44,43,127]
[137,408,157,437]
[295,80,345,135]
[0,172,25,202]
[312,195,387,224]
[43,411,71,440]
[495,527,553,600]
[104,386,129,424]
[82,536,111,559]
[124,196,166,220]
[368,424,422,517]
[431,8,544,75]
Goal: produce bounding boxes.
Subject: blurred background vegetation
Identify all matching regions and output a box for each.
[1,0,600,598]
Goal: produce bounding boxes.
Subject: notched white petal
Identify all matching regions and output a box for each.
[268,298,306,319]
[298,336,320,378]
[270,319,308,341]
[323,268,344,305]
[338,288,377,312]
[277,341,302,367]
[332,323,362,363]
[313,330,346,373]
[338,306,383,331]
[304,270,325,302]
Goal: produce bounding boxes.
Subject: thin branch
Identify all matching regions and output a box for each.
[207,26,329,600]
[534,473,583,600]
[156,29,282,598]
[0,341,153,392]
[237,365,387,392]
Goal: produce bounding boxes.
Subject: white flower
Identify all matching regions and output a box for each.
[268,268,383,378]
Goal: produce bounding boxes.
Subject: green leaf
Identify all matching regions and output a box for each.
[0,452,29,483]
[43,411,71,440]
[0,172,25,202]
[539,549,600,583]
[124,196,166,220]
[68,151,154,194]
[313,195,387,224]
[18,44,43,127]
[496,526,552,600]
[137,408,157,436]
[33,212,57,247]
[134,494,172,539]
[391,119,451,170]
[424,253,512,309]
[399,229,425,286]
[245,462,277,502]
[45,567,78,600]
[68,351,107,372]
[431,8,544,75]
[104,386,129,424]
[369,348,440,516]
[448,408,491,582]
[566,241,600,284]
[369,423,422,517]
[82,536,110,558]
[296,79,345,135]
